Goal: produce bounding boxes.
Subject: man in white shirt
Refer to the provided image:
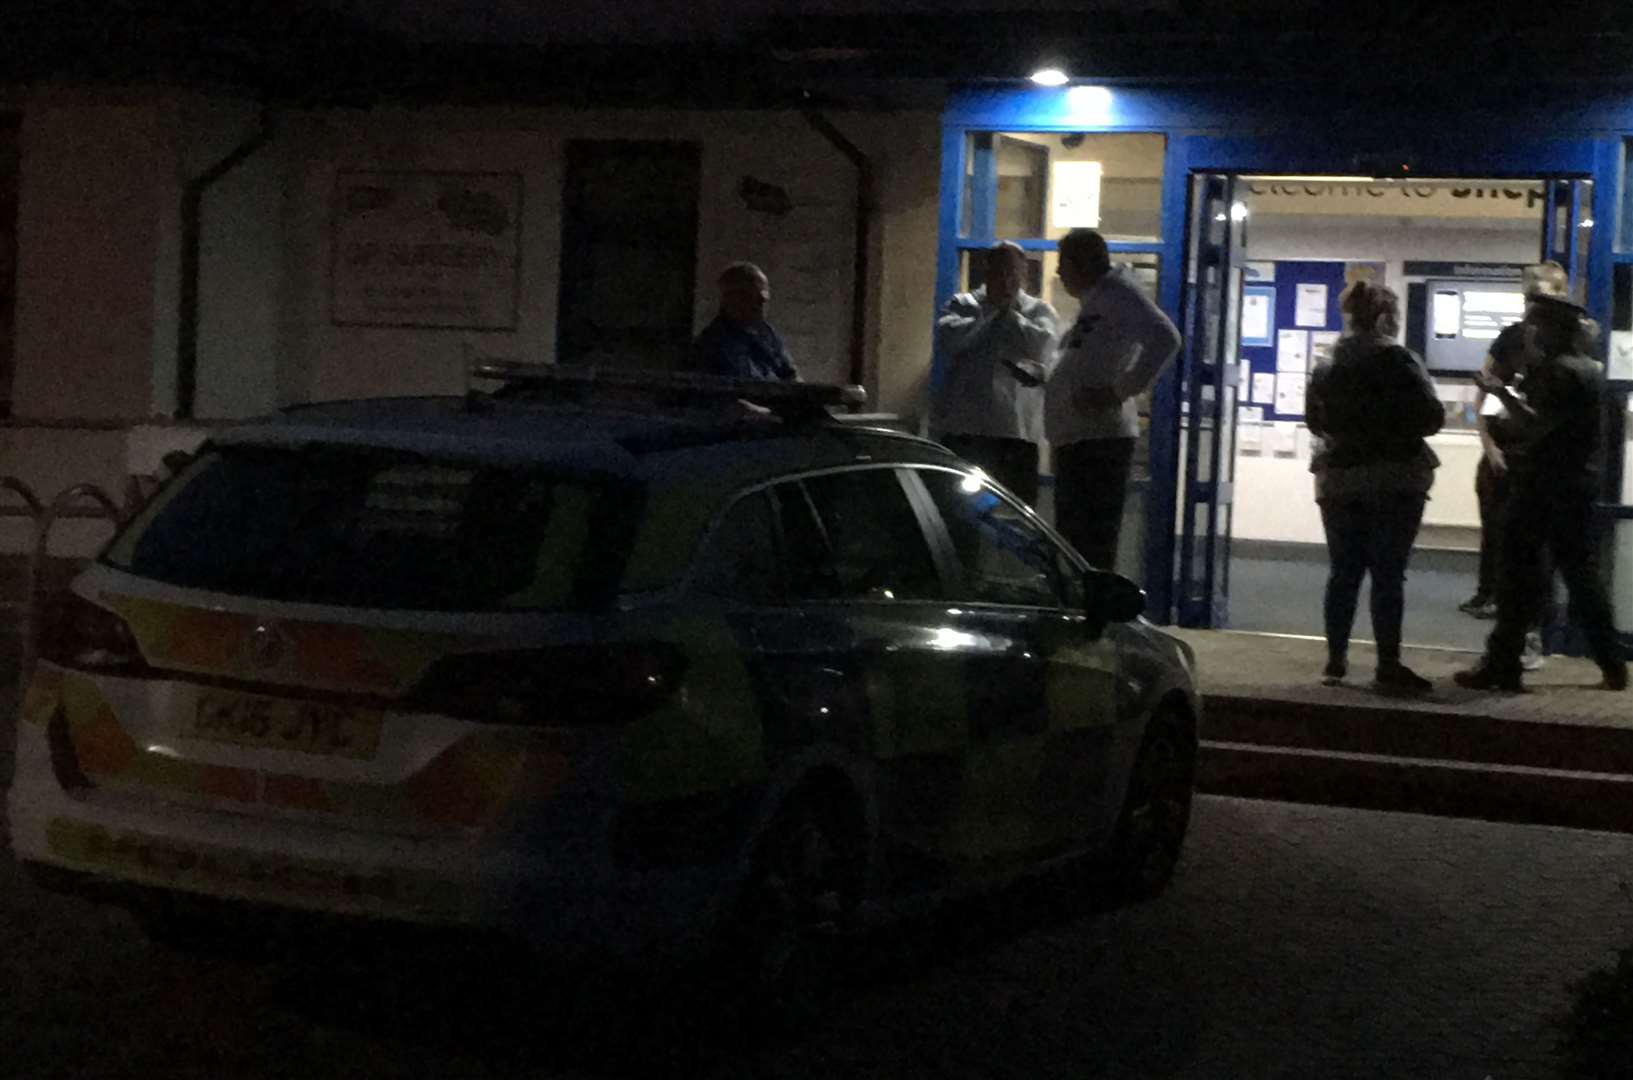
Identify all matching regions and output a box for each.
[931,241,1060,506]
[1046,228,1182,570]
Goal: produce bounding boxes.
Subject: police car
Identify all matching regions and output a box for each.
[8,365,1198,981]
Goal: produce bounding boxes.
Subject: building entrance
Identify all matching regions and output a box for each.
[1179,172,1594,651]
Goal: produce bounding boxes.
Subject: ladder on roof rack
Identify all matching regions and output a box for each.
[469,361,867,420]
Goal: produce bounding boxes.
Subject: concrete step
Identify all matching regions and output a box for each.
[1202,693,1633,775]
[1198,740,1633,834]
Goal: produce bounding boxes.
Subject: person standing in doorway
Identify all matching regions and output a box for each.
[931,241,1060,506]
[1046,228,1181,570]
[1455,281,1628,693]
[1459,263,1572,672]
[690,262,800,382]
[1306,281,1443,693]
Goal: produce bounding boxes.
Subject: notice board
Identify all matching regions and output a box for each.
[1237,260,1351,423]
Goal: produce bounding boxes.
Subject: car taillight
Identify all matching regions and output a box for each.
[35,591,154,676]
[406,643,687,725]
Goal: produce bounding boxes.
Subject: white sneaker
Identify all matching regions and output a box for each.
[1521,632,1546,672]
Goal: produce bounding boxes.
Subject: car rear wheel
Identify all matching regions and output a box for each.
[1108,707,1195,901]
[716,788,866,1015]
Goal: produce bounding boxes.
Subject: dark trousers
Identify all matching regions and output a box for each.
[938,433,1040,508]
[1475,454,1555,626]
[1474,455,1507,599]
[1053,437,1135,571]
[1319,493,1427,666]
[1485,484,1622,676]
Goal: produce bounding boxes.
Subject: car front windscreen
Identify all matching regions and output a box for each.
[102,445,644,612]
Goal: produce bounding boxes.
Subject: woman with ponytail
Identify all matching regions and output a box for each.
[1305,279,1444,692]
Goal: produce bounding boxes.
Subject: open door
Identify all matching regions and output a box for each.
[1541,177,1592,301]
[1175,173,1246,628]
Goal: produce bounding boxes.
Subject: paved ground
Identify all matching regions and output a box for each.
[1172,629,1633,732]
[1229,551,1487,653]
[4,792,1632,1079]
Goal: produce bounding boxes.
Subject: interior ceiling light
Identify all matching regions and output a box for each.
[1030,67,1069,87]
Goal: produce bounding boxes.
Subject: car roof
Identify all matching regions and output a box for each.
[212,396,962,492]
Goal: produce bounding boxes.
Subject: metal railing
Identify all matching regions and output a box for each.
[2,474,158,683]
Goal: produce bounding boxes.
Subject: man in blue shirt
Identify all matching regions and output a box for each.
[689,262,800,382]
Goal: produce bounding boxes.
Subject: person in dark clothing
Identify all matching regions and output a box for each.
[1306,280,1443,693]
[689,262,799,382]
[1460,318,1527,620]
[1455,289,1628,693]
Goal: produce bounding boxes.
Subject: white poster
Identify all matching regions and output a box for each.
[1310,330,1340,366]
[332,171,522,329]
[1612,330,1633,381]
[1241,291,1272,344]
[1243,261,1277,283]
[1272,421,1299,454]
[1051,161,1103,228]
[1295,283,1329,328]
[1276,329,1309,373]
[1275,373,1308,417]
[1237,410,1263,453]
[1252,372,1276,404]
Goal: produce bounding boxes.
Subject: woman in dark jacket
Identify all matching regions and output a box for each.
[1306,280,1443,692]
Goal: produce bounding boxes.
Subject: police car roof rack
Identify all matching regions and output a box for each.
[468,361,866,423]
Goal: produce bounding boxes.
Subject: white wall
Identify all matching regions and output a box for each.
[1244,217,1538,292]
[0,96,945,556]
[191,98,285,419]
[275,107,942,414]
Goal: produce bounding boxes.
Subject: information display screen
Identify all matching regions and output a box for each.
[1422,279,1526,373]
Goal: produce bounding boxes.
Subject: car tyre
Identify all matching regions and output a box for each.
[1107,707,1195,901]
[714,787,866,1021]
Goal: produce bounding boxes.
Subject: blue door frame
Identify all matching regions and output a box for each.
[938,87,1630,630]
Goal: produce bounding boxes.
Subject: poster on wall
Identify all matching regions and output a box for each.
[1274,373,1307,417]
[1612,330,1633,381]
[331,171,523,330]
[1050,161,1103,228]
[1237,407,1263,452]
[1276,329,1309,373]
[1295,283,1329,327]
[1241,286,1275,347]
[1251,372,1276,404]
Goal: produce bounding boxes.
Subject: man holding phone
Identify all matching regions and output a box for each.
[931,241,1060,507]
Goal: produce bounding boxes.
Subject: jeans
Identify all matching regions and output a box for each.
[1485,483,1622,676]
[1053,437,1135,571]
[1320,493,1427,666]
[937,433,1040,508]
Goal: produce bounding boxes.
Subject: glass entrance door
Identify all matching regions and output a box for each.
[1542,177,1593,299]
[1175,173,1246,627]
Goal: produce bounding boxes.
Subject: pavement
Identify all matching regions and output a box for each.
[1175,628,1633,833]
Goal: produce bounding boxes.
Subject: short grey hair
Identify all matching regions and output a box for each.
[718,261,768,288]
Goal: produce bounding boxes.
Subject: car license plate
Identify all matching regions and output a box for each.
[184,691,381,760]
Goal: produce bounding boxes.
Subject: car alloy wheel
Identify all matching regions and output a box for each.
[1111,712,1195,900]
[726,792,863,1012]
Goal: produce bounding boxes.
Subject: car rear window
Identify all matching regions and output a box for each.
[103,445,643,611]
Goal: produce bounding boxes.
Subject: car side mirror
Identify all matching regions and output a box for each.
[1084,570,1146,628]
